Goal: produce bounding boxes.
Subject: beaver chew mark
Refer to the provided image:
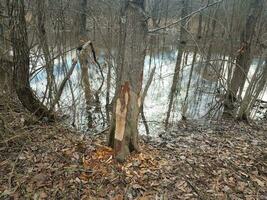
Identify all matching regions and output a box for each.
[138,93,142,108]
[115,82,130,141]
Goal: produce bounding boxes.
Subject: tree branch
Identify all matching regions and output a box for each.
[148,0,223,33]
[141,67,156,105]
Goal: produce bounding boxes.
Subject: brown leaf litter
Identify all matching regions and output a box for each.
[0,113,266,199]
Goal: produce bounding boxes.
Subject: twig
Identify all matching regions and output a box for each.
[89,42,104,93]
[96,127,110,135]
[141,105,150,136]
[148,0,223,33]
[9,145,25,190]
[186,179,208,200]
[141,67,156,104]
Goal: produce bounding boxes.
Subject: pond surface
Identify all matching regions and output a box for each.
[31,49,267,135]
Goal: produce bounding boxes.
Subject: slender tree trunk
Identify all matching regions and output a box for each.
[141,66,156,136]
[223,0,263,117]
[237,59,267,120]
[76,0,93,128]
[165,0,189,128]
[9,0,54,120]
[35,0,55,106]
[182,11,202,120]
[105,15,113,123]
[203,6,218,77]
[79,53,93,128]
[79,0,87,37]
[0,2,4,56]
[106,59,112,123]
[108,0,147,162]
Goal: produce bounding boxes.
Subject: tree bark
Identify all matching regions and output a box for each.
[0,59,12,96]
[182,11,202,120]
[0,4,11,96]
[9,0,54,120]
[76,0,94,128]
[165,0,189,128]
[203,5,218,78]
[223,0,263,117]
[35,0,55,106]
[79,0,87,37]
[237,58,267,121]
[79,46,93,128]
[108,0,147,162]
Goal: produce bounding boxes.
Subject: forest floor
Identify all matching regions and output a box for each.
[0,104,267,199]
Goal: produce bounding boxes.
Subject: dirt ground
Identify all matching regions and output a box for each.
[0,106,266,199]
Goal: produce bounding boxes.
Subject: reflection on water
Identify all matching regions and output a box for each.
[31,49,267,135]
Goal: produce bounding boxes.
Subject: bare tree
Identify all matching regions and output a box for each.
[182,10,203,120]
[76,0,94,128]
[108,0,147,162]
[223,0,264,117]
[237,58,267,120]
[165,0,189,128]
[35,0,55,106]
[8,0,54,120]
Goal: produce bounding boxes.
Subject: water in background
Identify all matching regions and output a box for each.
[31,50,267,135]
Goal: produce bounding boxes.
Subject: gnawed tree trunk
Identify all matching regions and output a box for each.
[9,0,54,120]
[108,0,147,162]
[165,0,189,128]
[50,41,92,111]
[76,0,93,128]
[223,0,263,118]
[79,46,93,128]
